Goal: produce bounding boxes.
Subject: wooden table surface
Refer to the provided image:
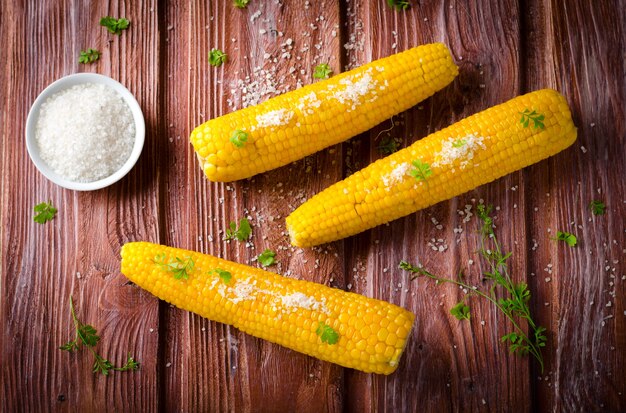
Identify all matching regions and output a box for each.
[1,1,624,412]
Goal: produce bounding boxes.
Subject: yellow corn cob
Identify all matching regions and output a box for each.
[121,242,415,374]
[286,89,577,247]
[191,43,458,182]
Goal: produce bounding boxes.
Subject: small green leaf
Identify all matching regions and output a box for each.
[114,354,141,372]
[519,109,545,129]
[33,201,57,224]
[59,341,79,352]
[209,48,228,67]
[77,324,100,347]
[378,136,401,155]
[100,16,130,35]
[78,48,100,64]
[316,322,339,344]
[386,0,411,10]
[257,249,276,267]
[589,200,606,216]
[224,218,252,241]
[153,254,194,279]
[92,355,113,375]
[452,139,467,148]
[450,302,470,320]
[211,268,232,284]
[553,231,577,247]
[409,159,432,182]
[313,63,333,79]
[233,0,250,9]
[230,130,248,148]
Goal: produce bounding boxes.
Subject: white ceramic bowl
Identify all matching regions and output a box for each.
[25,73,145,191]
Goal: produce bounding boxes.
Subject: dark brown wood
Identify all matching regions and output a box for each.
[1,1,624,412]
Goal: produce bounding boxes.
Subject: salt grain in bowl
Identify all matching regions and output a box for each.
[35,83,136,183]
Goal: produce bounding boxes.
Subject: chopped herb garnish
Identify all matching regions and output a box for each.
[409,159,432,182]
[589,200,606,215]
[386,0,411,10]
[33,201,57,224]
[224,218,252,241]
[257,249,276,267]
[519,109,545,129]
[233,0,250,8]
[78,48,100,64]
[230,130,248,148]
[209,48,228,67]
[400,204,547,372]
[59,296,140,376]
[153,254,195,280]
[313,63,333,79]
[450,301,470,320]
[100,17,130,35]
[553,231,577,247]
[452,139,467,148]
[316,322,339,344]
[210,268,232,284]
[378,136,401,155]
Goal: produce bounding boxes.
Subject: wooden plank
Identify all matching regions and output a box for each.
[1,1,161,411]
[159,1,345,411]
[523,0,626,411]
[342,1,532,411]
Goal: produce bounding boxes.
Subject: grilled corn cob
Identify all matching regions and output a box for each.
[121,242,415,374]
[191,43,458,182]
[286,89,577,247]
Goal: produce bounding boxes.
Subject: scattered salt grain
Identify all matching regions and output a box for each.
[35,83,135,182]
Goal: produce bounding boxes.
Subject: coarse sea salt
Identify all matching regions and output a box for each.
[35,83,135,183]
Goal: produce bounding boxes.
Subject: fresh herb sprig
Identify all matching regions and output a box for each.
[552,231,577,247]
[519,109,545,129]
[233,0,250,8]
[387,0,411,10]
[399,204,547,372]
[78,48,100,64]
[409,159,432,182]
[209,48,228,67]
[59,296,140,375]
[316,322,339,344]
[589,200,606,216]
[224,218,252,241]
[230,130,248,147]
[257,249,276,267]
[153,254,195,280]
[313,63,333,79]
[100,17,130,35]
[33,201,57,224]
[210,268,232,284]
[378,136,401,155]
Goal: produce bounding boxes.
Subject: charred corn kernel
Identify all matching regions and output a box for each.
[190,43,458,182]
[121,242,415,374]
[287,89,577,247]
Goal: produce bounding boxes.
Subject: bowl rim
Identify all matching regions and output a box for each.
[25,73,146,191]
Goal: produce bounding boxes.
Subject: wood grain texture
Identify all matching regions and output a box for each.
[1,0,624,412]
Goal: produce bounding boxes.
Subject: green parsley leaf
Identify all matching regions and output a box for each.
[33,201,57,224]
[452,139,467,148]
[378,136,401,155]
[553,231,577,247]
[153,254,195,280]
[313,63,333,79]
[224,218,252,241]
[316,322,339,345]
[78,48,100,64]
[409,159,432,182]
[386,0,411,10]
[100,16,130,35]
[230,130,248,148]
[60,296,139,376]
[589,200,606,215]
[519,109,545,129]
[257,249,276,267]
[450,302,470,320]
[233,0,250,8]
[209,48,228,67]
[210,268,232,284]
